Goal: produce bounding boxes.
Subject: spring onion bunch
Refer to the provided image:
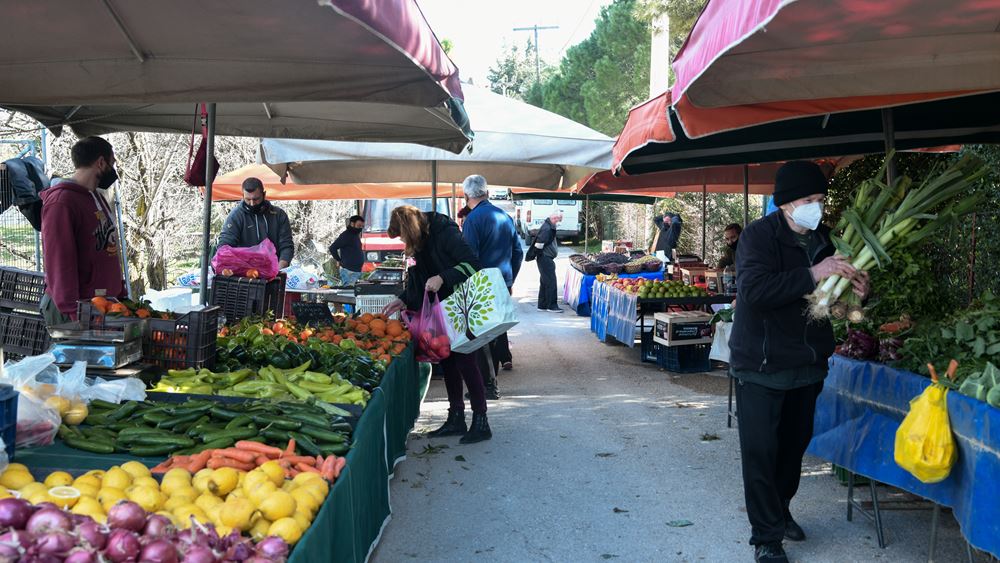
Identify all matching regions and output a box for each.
[811,154,987,320]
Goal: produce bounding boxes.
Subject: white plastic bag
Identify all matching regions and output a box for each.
[81,377,146,404]
[710,321,732,363]
[283,266,319,290]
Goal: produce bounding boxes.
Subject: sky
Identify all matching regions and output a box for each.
[417,0,615,86]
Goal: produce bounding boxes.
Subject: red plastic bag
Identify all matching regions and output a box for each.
[212,239,280,280]
[401,292,451,363]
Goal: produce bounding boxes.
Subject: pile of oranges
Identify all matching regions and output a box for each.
[90,296,170,319]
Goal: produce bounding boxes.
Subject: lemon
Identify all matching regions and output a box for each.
[194,492,224,513]
[74,483,100,499]
[173,505,209,529]
[63,402,89,425]
[268,517,304,545]
[219,498,257,532]
[44,471,74,488]
[120,461,151,481]
[6,463,29,473]
[26,491,52,505]
[127,485,163,512]
[0,469,34,490]
[168,486,198,503]
[215,525,235,538]
[291,488,320,516]
[242,470,271,494]
[48,486,81,508]
[249,517,272,541]
[160,477,192,496]
[155,511,178,526]
[192,472,213,495]
[281,480,295,492]
[163,496,192,512]
[259,461,286,487]
[0,485,11,499]
[72,496,104,516]
[206,503,225,527]
[247,481,277,507]
[102,467,131,490]
[258,490,296,521]
[84,470,105,480]
[45,396,71,416]
[19,482,48,498]
[297,482,328,504]
[98,487,127,512]
[73,474,102,490]
[163,468,192,484]
[208,467,239,497]
[133,476,159,490]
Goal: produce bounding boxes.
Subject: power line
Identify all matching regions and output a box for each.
[513,24,559,84]
[558,0,600,55]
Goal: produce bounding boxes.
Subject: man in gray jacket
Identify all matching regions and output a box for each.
[534,212,562,312]
[218,178,294,267]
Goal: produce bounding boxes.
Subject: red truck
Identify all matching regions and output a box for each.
[360,198,453,270]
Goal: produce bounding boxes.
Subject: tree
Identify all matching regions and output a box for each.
[440,38,454,55]
[487,40,551,101]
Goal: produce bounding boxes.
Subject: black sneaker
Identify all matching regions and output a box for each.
[546,307,563,313]
[754,543,788,563]
[784,517,806,542]
[502,361,513,371]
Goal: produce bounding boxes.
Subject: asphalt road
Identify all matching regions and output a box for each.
[372,250,974,563]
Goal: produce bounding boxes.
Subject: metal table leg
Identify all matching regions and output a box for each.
[928,504,940,562]
[727,374,736,428]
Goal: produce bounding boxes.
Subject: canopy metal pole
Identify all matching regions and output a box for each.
[742,164,750,227]
[451,182,457,218]
[881,108,897,185]
[113,191,133,299]
[431,160,438,210]
[701,183,707,259]
[198,103,217,305]
[585,194,590,254]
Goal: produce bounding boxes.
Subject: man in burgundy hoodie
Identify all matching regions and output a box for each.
[40,136,126,324]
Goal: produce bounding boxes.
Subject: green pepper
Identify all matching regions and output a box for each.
[269,352,292,370]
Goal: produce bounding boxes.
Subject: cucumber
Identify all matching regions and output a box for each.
[158,411,207,430]
[209,406,242,420]
[225,415,253,430]
[289,432,322,456]
[63,436,115,454]
[201,427,258,444]
[89,399,120,411]
[126,434,195,447]
[106,401,139,421]
[252,415,301,430]
[320,443,350,457]
[298,425,348,444]
[262,428,290,443]
[200,436,236,450]
[129,444,180,456]
[57,424,81,440]
[142,411,171,425]
[284,412,331,427]
[187,423,225,438]
[328,422,353,433]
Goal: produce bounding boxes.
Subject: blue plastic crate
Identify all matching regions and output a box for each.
[658,344,711,373]
[0,384,18,461]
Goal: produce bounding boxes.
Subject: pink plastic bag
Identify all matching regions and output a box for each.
[212,239,280,280]
[401,292,451,363]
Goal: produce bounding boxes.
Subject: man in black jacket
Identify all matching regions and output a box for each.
[329,215,365,285]
[729,161,869,563]
[534,212,562,312]
[217,178,294,267]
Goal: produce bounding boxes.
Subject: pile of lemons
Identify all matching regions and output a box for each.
[0,460,326,545]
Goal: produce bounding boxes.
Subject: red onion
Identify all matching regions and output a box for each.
[64,549,98,563]
[255,536,289,561]
[143,514,175,538]
[19,553,61,563]
[223,539,253,561]
[0,529,33,549]
[139,539,179,563]
[25,509,72,535]
[74,519,108,550]
[34,531,75,556]
[32,503,59,512]
[180,545,217,563]
[104,529,141,563]
[0,541,20,561]
[107,501,146,532]
[244,558,273,563]
[0,497,32,529]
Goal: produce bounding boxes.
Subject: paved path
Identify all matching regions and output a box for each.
[373,250,972,563]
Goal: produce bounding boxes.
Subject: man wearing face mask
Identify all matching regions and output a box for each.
[40,137,126,324]
[718,223,742,269]
[729,161,869,563]
[217,178,294,268]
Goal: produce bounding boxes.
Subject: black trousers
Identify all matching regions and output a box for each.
[536,254,557,309]
[735,379,824,546]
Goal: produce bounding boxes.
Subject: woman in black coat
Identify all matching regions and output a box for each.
[382,205,492,444]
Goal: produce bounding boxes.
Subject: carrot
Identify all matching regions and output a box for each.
[332,456,347,479]
[316,455,325,467]
[255,455,271,467]
[214,448,257,464]
[281,455,318,466]
[297,462,321,474]
[150,459,174,474]
[284,439,296,458]
[287,468,301,478]
[188,450,213,473]
[235,441,283,457]
[277,459,292,470]
[321,456,337,482]
[207,457,255,471]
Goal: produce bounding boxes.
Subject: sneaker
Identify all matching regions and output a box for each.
[546,307,563,313]
[754,543,788,563]
[784,517,806,542]
[502,361,513,371]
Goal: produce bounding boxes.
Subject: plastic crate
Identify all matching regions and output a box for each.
[0,384,17,461]
[143,307,220,370]
[0,267,45,313]
[0,311,50,358]
[834,465,870,486]
[658,343,711,373]
[640,329,660,364]
[76,300,147,331]
[354,294,400,319]
[210,273,286,324]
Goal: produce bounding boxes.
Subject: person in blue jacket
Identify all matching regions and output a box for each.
[461,175,523,399]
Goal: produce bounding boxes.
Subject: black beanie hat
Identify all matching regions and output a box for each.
[773,161,828,206]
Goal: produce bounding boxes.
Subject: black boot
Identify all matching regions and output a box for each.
[460,412,492,444]
[427,410,466,437]
[485,381,501,401]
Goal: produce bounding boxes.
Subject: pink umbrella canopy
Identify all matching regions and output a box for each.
[670,0,1000,138]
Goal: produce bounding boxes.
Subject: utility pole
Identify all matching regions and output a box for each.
[513,24,559,84]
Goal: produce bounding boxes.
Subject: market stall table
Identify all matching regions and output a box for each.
[808,356,1000,559]
[563,266,665,317]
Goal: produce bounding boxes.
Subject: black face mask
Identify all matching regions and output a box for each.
[98,167,119,190]
[727,240,738,250]
[244,200,267,214]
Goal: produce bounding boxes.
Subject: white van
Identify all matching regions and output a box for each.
[513,199,581,241]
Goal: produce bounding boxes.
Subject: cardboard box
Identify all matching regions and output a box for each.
[705,270,723,293]
[680,267,709,286]
[653,311,714,346]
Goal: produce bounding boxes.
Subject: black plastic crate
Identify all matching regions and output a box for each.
[658,343,711,373]
[640,329,660,364]
[0,384,17,461]
[76,299,144,330]
[0,267,45,313]
[0,311,50,358]
[143,307,220,371]
[210,273,286,324]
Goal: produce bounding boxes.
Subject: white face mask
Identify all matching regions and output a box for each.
[789,201,823,231]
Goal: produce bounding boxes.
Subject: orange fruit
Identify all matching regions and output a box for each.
[359,313,374,324]
[108,303,130,316]
[386,321,403,337]
[246,269,260,279]
[136,308,152,319]
[91,296,110,314]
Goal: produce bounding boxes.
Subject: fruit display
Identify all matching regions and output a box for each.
[58,398,352,459]
[46,396,90,426]
[568,254,602,275]
[153,362,370,406]
[604,277,710,299]
[88,296,174,320]
[593,252,629,266]
[623,255,662,274]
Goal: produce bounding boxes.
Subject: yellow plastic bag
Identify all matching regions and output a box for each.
[894,384,957,483]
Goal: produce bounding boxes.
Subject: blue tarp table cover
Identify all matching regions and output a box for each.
[808,356,1000,558]
[564,266,664,317]
[589,281,639,346]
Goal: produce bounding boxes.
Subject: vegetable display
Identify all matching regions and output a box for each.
[811,156,986,319]
[58,398,352,459]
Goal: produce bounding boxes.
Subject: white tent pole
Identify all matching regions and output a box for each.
[199,103,217,305]
[701,183,707,260]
